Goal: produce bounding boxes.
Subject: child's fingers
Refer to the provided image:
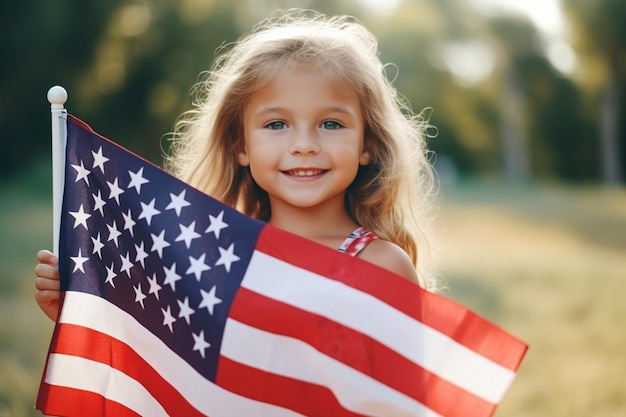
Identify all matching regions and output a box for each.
[36,249,58,265]
[35,276,61,291]
[34,263,60,280]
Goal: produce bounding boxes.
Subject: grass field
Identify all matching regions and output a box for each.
[439,183,626,417]
[1,172,625,416]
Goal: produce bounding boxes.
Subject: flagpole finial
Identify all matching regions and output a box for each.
[48,85,68,108]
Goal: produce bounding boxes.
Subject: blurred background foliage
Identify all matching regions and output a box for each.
[1,1,626,416]
[1,0,625,185]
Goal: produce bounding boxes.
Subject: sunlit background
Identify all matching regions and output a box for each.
[1,0,625,416]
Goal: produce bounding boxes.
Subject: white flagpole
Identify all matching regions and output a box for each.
[47,86,68,256]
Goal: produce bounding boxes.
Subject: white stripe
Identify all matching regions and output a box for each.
[45,353,168,416]
[56,291,305,417]
[243,251,516,403]
[222,319,443,417]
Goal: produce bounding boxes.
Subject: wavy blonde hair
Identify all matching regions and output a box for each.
[166,9,439,289]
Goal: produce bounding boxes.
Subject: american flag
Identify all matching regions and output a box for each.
[36,115,527,417]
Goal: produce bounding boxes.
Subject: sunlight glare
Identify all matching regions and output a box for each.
[439,40,495,86]
[468,0,565,39]
[355,0,402,17]
[547,40,577,75]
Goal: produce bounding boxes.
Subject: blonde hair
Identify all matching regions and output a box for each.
[166,9,439,289]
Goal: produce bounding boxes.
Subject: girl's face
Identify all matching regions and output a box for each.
[239,67,370,216]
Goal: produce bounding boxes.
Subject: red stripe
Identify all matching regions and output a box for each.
[229,287,495,417]
[255,226,527,370]
[216,356,368,417]
[37,383,141,417]
[45,323,205,417]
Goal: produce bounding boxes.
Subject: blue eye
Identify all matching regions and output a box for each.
[321,120,342,130]
[265,121,287,130]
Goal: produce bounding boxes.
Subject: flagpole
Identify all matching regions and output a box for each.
[47,86,68,256]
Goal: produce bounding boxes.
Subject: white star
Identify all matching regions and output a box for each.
[166,190,191,217]
[120,252,134,277]
[70,248,89,273]
[71,160,91,185]
[186,253,211,281]
[105,263,117,287]
[177,297,195,325]
[192,330,211,359]
[199,286,222,315]
[163,263,182,291]
[69,204,91,230]
[150,230,170,258]
[215,243,240,273]
[92,146,109,173]
[205,210,228,239]
[107,177,124,204]
[122,209,136,237]
[175,221,201,249]
[133,283,147,309]
[161,305,176,333]
[128,167,149,194]
[134,242,149,268]
[147,273,162,301]
[107,221,122,247]
[91,232,105,258]
[139,198,160,226]
[92,190,106,216]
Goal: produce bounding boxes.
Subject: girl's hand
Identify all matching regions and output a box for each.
[34,250,61,322]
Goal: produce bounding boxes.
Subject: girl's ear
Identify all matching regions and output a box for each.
[359,150,371,166]
[237,147,250,166]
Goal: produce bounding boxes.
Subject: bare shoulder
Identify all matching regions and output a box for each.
[357,239,420,286]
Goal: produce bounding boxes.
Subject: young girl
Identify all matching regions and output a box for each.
[34,9,438,322]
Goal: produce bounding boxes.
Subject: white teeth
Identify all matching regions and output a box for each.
[289,170,322,177]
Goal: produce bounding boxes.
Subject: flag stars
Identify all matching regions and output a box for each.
[122,209,136,237]
[186,253,211,281]
[69,204,91,230]
[147,273,162,301]
[128,167,149,194]
[92,190,106,216]
[215,243,240,273]
[120,252,134,277]
[163,263,182,291]
[139,198,160,226]
[177,297,195,325]
[107,177,124,204]
[161,306,176,333]
[205,210,228,239]
[70,249,88,273]
[133,284,147,309]
[134,242,149,268]
[91,233,105,259]
[166,190,191,217]
[72,160,91,185]
[175,221,201,249]
[192,331,211,359]
[107,221,122,247]
[105,263,117,287]
[150,230,170,258]
[92,146,109,173]
[199,286,222,315]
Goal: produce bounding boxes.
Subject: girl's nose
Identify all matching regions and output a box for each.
[288,128,321,155]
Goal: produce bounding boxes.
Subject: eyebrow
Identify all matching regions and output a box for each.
[253,105,358,117]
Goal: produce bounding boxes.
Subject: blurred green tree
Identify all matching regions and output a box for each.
[564,0,626,185]
[0,1,125,179]
[0,0,620,184]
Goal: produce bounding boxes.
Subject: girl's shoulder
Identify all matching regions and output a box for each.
[358,238,420,286]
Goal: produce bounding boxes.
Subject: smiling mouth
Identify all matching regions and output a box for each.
[285,169,326,177]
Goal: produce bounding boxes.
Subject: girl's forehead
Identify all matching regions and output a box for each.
[259,63,358,93]
[243,67,363,120]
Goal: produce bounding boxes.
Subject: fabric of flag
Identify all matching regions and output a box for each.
[36,115,527,417]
